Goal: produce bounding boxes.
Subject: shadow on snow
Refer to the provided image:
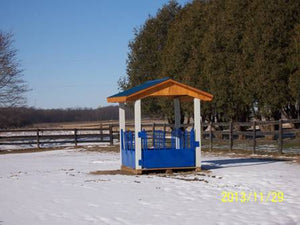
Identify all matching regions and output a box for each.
[202,157,288,170]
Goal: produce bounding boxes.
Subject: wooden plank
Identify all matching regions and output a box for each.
[100,124,103,141]
[234,122,252,126]
[0,142,37,145]
[37,129,40,149]
[212,122,230,127]
[278,119,283,154]
[283,119,300,124]
[233,131,255,135]
[256,121,279,125]
[76,140,110,143]
[209,122,212,151]
[0,135,40,139]
[0,128,43,132]
[109,124,113,146]
[256,131,278,135]
[141,166,197,171]
[229,122,233,151]
[120,165,142,175]
[39,134,82,139]
[283,129,300,133]
[74,129,78,147]
[0,127,110,133]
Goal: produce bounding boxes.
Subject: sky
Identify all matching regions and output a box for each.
[0,0,189,109]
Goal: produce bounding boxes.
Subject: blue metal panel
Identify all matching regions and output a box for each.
[124,131,134,150]
[121,130,136,169]
[142,148,195,169]
[153,130,165,149]
[108,77,169,98]
[121,128,197,170]
[122,149,135,169]
[138,130,148,150]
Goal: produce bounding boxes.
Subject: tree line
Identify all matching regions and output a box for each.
[0,106,134,129]
[120,0,300,123]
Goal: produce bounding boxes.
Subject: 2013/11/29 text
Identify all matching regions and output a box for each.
[221,191,284,203]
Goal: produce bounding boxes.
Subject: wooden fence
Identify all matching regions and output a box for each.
[0,119,299,154]
[0,125,118,148]
[200,119,300,154]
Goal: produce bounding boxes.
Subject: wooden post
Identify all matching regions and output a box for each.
[37,129,40,149]
[119,104,126,164]
[152,122,155,147]
[74,128,77,147]
[134,99,142,170]
[209,122,212,151]
[253,121,256,154]
[163,123,166,133]
[278,119,283,154]
[100,124,103,142]
[174,98,181,149]
[229,121,233,151]
[109,124,113,146]
[194,98,201,169]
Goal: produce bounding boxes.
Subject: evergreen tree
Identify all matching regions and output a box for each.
[120,0,181,120]
[120,0,300,122]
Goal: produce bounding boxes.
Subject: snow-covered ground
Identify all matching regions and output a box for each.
[0,149,299,225]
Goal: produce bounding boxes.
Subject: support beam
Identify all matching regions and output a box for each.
[174,98,181,149]
[119,103,126,165]
[134,99,142,170]
[194,98,201,169]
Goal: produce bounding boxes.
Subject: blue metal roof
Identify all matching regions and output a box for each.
[109,77,169,98]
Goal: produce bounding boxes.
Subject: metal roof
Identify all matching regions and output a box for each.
[108,77,169,98]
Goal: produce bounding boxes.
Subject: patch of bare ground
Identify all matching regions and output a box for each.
[90,170,135,176]
[84,145,119,153]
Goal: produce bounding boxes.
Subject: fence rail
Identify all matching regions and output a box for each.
[0,125,119,148]
[0,119,299,154]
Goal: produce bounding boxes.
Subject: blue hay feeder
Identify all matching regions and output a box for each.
[121,129,199,170]
[107,78,213,173]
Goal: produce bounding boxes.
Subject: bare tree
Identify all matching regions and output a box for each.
[0,31,27,106]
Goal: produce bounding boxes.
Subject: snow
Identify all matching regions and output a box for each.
[0,149,299,225]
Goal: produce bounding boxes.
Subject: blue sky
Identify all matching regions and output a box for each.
[0,0,188,109]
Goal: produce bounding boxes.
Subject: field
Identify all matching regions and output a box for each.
[0,147,299,225]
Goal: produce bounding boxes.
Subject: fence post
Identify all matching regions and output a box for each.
[229,121,233,151]
[100,124,103,142]
[74,128,77,147]
[253,121,256,154]
[37,129,40,149]
[152,122,155,147]
[109,124,113,146]
[209,122,213,151]
[163,123,166,134]
[278,119,283,154]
